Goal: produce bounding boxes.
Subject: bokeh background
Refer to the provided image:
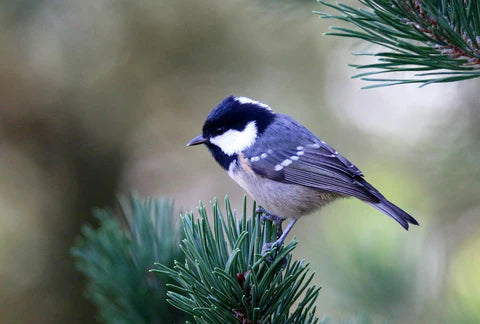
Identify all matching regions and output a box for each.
[1,0,479,323]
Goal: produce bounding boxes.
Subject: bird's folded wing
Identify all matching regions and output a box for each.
[246,142,380,203]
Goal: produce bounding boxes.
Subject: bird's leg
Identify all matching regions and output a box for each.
[275,218,297,247]
[255,207,285,238]
[262,218,298,256]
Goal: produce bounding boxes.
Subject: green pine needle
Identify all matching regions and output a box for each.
[316,0,480,87]
[152,196,321,324]
[72,194,186,324]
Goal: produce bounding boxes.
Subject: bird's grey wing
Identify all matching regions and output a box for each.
[243,114,418,229]
[245,140,379,203]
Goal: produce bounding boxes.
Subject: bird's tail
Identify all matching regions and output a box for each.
[367,198,419,230]
[357,178,419,230]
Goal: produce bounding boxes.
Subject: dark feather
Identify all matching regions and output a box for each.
[248,142,378,202]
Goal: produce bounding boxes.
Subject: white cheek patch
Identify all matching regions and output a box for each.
[210,121,258,156]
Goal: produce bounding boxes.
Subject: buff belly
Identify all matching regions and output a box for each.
[228,157,341,219]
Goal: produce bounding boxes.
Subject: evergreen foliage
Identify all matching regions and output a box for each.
[72,195,186,324]
[72,194,322,323]
[153,196,322,324]
[316,0,480,87]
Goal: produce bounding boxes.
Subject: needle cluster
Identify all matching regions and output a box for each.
[153,196,321,324]
[72,195,185,323]
[72,194,321,323]
[316,0,480,87]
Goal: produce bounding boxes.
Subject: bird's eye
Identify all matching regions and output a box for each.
[215,127,224,135]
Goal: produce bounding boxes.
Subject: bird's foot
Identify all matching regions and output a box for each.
[255,207,285,239]
[261,235,286,256]
[261,218,298,259]
[261,241,277,255]
[261,241,287,267]
[261,241,276,264]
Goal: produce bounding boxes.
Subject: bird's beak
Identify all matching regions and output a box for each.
[186,135,207,146]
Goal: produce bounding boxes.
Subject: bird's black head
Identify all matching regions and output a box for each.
[187,95,276,169]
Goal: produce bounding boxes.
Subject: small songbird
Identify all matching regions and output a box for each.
[187,96,418,249]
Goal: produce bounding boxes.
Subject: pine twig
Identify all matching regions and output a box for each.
[152,196,322,324]
[316,0,480,88]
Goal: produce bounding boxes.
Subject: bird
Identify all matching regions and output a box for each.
[187,95,419,250]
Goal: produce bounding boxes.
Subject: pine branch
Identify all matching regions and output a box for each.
[152,196,322,324]
[72,194,186,324]
[316,0,480,88]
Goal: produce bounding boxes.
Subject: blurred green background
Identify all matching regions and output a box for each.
[0,0,479,323]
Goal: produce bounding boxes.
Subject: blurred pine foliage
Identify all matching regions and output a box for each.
[72,195,186,324]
